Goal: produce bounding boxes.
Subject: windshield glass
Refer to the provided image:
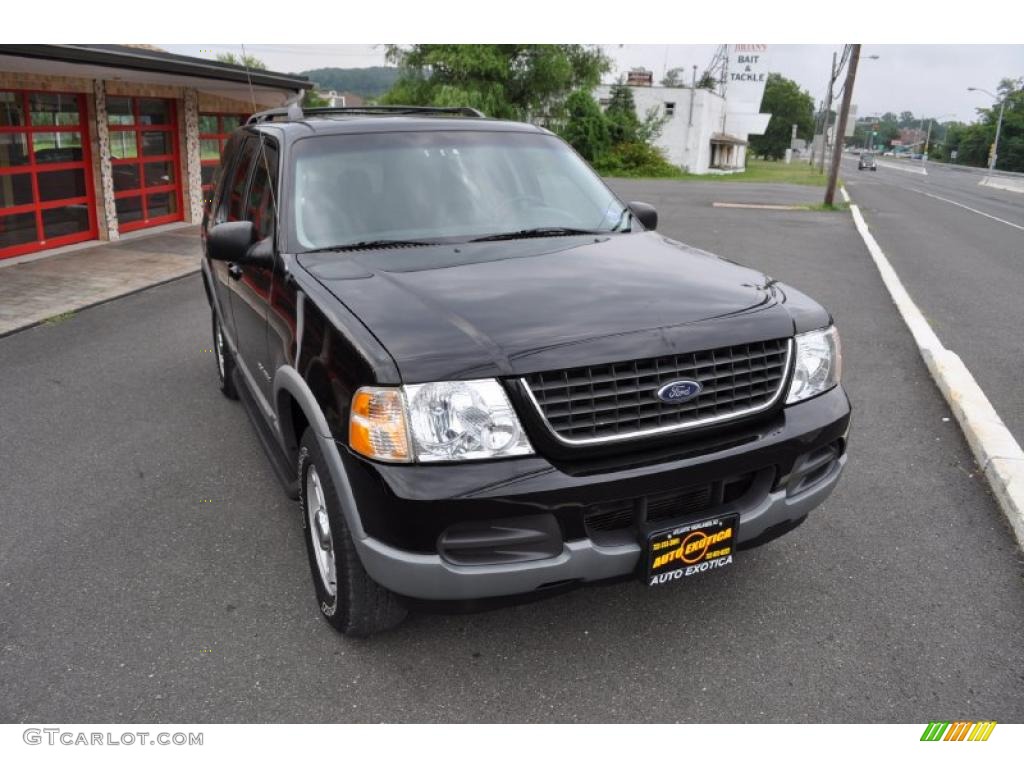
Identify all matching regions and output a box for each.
[289,130,629,251]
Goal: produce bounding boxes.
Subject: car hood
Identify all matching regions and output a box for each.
[297,232,824,382]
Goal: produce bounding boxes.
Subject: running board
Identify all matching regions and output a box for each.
[232,368,300,500]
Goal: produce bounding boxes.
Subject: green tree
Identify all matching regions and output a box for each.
[945,77,1023,171]
[697,71,717,90]
[661,67,686,87]
[561,90,610,162]
[604,81,642,144]
[853,117,900,150]
[380,45,610,122]
[748,73,815,160]
[216,52,267,70]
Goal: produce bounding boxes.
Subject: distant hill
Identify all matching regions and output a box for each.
[299,67,400,98]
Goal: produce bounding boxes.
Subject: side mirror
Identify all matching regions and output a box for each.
[207,221,254,262]
[243,237,275,269]
[628,201,658,231]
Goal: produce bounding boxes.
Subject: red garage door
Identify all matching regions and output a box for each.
[107,96,183,233]
[0,90,98,260]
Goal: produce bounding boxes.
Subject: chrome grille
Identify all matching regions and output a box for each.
[523,338,791,444]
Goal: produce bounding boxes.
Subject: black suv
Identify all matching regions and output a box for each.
[202,105,850,636]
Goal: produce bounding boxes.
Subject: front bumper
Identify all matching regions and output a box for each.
[344,385,851,601]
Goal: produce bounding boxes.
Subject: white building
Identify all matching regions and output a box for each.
[594,46,773,174]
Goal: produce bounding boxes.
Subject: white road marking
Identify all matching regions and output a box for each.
[906,188,1024,232]
[875,160,928,175]
[844,191,1024,549]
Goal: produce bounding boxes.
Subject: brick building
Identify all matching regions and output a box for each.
[0,45,309,260]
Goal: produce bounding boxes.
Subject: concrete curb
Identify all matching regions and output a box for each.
[0,268,200,340]
[979,175,1024,194]
[843,186,1024,548]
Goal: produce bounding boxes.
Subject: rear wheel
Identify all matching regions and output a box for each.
[212,313,238,400]
[298,428,406,636]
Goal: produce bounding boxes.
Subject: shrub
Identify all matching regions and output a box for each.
[561,91,610,163]
[593,142,681,178]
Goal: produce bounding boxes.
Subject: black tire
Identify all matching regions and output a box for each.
[212,312,238,400]
[298,428,407,636]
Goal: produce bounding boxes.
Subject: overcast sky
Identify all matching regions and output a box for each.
[164,44,1023,124]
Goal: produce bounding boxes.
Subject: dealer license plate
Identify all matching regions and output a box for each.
[646,514,738,587]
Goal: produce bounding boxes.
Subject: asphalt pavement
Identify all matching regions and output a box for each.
[1,181,1022,723]
[840,156,1024,445]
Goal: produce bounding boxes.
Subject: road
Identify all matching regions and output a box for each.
[841,155,1024,444]
[1,182,1023,723]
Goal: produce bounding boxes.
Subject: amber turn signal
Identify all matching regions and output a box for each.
[349,387,411,462]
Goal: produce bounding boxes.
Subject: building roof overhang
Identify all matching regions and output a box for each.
[0,44,312,92]
[710,132,748,146]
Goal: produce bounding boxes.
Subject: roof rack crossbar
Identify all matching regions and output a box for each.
[304,105,485,118]
[246,105,485,124]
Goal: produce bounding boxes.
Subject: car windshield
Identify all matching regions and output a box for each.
[289,130,630,252]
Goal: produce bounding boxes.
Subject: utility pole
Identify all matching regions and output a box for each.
[688,64,697,127]
[825,44,860,207]
[991,98,1006,171]
[819,51,838,174]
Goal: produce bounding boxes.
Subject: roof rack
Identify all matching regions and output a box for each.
[247,103,304,124]
[246,104,485,124]
[304,105,486,119]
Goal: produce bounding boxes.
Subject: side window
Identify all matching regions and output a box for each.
[218,136,257,223]
[246,143,279,241]
[212,134,240,224]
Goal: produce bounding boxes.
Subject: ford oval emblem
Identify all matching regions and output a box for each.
[657,379,703,404]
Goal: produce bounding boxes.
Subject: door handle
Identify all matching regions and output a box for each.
[228,263,243,281]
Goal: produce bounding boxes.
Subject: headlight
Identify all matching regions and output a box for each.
[349,379,534,463]
[786,326,842,404]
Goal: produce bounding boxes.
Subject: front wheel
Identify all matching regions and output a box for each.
[298,428,407,636]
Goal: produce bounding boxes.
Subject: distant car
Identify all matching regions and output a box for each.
[858,153,877,171]
[882,151,894,157]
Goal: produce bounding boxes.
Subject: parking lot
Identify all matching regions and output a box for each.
[1,179,1022,723]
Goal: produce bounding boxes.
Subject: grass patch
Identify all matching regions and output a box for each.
[801,202,850,212]
[44,311,76,326]
[675,158,829,186]
[607,158,833,187]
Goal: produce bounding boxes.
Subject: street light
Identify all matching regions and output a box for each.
[967,86,1006,172]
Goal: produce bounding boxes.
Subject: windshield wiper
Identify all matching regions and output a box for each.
[303,239,436,253]
[469,227,605,243]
